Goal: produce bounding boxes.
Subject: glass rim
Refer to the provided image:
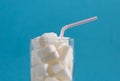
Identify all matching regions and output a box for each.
[31,36,74,41]
[57,37,74,40]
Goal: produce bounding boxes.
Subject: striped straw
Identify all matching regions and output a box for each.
[60,16,98,38]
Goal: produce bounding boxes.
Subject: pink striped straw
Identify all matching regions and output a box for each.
[60,16,98,38]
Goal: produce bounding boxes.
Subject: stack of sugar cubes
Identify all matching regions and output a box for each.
[31,32,73,81]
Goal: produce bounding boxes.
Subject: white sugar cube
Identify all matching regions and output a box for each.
[35,64,48,77]
[31,50,38,55]
[31,50,43,67]
[44,77,59,81]
[37,45,59,63]
[58,45,73,58]
[58,45,73,64]
[44,45,56,53]
[47,65,54,77]
[31,68,36,81]
[39,32,58,47]
[31,67,45,81]
[54,40,68,50]
[55,67,72,81]
[35,77,44,81]
[67,59,73,74]
[31,37,41,49]
[37,45,56,58]
[51,62,64,74]
[57,45,73,79]
[41,51,59,63]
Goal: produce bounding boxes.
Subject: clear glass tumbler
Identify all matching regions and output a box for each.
[30,37,74,81]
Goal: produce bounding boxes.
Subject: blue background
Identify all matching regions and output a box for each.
[0,0,120,81]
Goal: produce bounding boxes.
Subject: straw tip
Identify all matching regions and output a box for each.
[94,16,98,20]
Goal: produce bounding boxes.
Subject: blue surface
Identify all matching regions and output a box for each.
[0,0,120,81]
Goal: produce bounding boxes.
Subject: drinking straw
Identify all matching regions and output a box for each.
[60,16,98,38]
